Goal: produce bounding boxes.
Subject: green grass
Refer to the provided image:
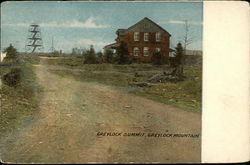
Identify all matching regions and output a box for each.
[0,58,42,140]
[47,57,84,68]
[47,57,202,113]
[47,57,169,72]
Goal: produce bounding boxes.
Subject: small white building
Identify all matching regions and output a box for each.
[0,52,7,62]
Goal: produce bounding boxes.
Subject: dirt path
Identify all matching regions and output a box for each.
[0,58,201,163]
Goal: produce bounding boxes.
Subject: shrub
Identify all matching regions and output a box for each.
[103,49,114,63]
[4,44,18,59]
[2,68,22,87]
[84,45,98,64]
[115,42,130,64]
[151,52,164,65]
[96,51,104,64]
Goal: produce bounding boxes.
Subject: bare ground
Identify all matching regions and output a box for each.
[0,58,201,163]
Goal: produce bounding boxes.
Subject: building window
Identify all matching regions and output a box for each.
[134,32,139,41]
[144,33,149,41]
[133,47,140,56]
[156,48,161,52]
[156,32,161,42]
[143,47,149,56]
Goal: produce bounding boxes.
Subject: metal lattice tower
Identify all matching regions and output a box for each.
[25,24,44,53]
[48,36,56,53]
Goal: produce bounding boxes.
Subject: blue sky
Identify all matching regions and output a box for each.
[1,1,203,53]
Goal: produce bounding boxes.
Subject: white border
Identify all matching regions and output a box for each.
[202,1,250,163]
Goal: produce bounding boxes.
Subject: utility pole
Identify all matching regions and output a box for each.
[49,36,55,53]
[25,23,44,53]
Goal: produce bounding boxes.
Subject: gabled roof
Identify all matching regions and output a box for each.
[126,17,171,36]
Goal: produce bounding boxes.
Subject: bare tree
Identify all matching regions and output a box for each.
[170,20,195,78]
[183,20,195,55]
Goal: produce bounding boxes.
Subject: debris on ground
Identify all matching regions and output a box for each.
[130,82,152,88]
[148,69,185,83]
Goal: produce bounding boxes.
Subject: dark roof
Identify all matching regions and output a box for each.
[126,17,171,36]
[104,18,171,49]
[116,29,126,36]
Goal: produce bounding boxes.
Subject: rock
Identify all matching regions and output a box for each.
[148,72,184,83]
[124,106,131,108]
[66,113,72,117]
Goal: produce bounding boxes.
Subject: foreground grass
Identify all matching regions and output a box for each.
[47,58,201,113]
[0,58,41,140]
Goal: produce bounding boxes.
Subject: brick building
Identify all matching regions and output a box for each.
[104,17,171,63]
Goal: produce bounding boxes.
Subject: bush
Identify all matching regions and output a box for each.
[103,49,114,63]
[115,42,130,64]
[96,51,104,64]
[151,52,164,65]
[2,44,19,64]
[84,45,98,64]
[4,44,18,59]
[2,68,22,87]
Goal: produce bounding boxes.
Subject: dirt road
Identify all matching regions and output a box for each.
[0,58,201,163]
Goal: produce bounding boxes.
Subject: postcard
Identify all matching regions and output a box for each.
[0,1,249,164]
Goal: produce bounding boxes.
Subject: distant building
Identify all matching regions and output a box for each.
[169,49,203,57]
[72,48,84,56]
[185,50,202,56]
[169,48,203,66]
[0,52,7,62]
[104,17,171,63]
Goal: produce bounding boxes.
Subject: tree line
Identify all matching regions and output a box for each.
[2,42,185,77]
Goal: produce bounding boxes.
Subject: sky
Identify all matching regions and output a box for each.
[1,1,203,53]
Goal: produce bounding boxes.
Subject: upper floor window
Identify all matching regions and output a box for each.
[134,32,139,41]
[133,47,140,56]
[143,47,149,56]
[156,32,161,42]
[144,33,149,41]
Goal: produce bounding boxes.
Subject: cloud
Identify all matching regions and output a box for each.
[77,39,107,47]
[2,23,28,27]
[164,20,203,25]
[2,17,110,28]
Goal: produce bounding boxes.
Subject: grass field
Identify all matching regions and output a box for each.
[47,58,202,113]
[0,56,42,140]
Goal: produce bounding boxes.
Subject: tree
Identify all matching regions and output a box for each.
[4,44,17,59]
[173,42,184,77]
[115,42,130,64]
[96,51,104,64]
[84,45,97,64]
[81,48,87,57]
[51,50,60,57]
[103,49,114,63]
[182,20,194,56]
